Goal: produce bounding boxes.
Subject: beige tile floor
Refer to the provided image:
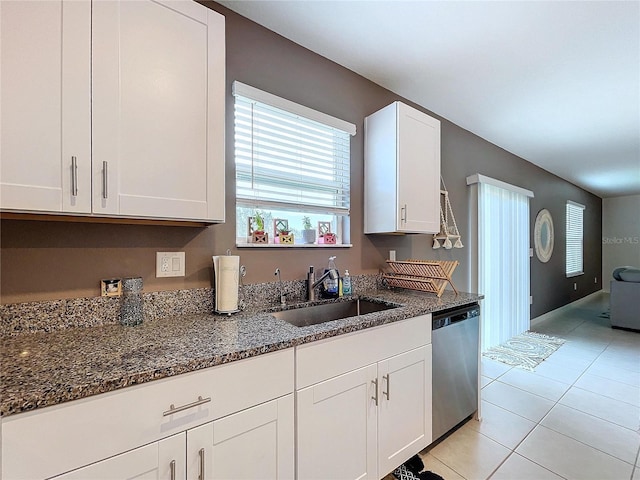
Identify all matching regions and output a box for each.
[419,293,640,480]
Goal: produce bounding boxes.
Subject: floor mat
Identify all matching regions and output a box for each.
[482,331,566,371]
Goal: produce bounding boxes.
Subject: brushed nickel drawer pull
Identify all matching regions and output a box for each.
[198,448,205,480]
[163,395,211,416]
[102,161,108,199]
[169,459,176,480]
[383,374,390,400]
[372,378,379,407]
[71,156,78,197]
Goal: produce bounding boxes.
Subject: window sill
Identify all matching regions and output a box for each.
[236,243,352,249]
[566,271,584,278]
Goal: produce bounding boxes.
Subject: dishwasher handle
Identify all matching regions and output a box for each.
[432,304,480,330]
[450,308,480,323]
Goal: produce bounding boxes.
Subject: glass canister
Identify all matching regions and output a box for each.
[120,277,144,326]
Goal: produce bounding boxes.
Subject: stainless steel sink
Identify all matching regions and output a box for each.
[272,298,398,327]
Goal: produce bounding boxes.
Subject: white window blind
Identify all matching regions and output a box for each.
[474,178,532,351]
[566,201,585,277]
[233,83,354,216]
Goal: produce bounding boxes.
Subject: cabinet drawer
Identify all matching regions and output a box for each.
[296,315,431,389]
[2,348,294,480]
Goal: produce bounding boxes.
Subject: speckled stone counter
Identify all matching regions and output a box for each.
[1,288,482,417]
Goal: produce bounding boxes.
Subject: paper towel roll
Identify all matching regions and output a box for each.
[212,255,240,313]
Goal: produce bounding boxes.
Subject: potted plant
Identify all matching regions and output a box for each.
[251,211,268,243]
[302,216,316,244]
[272,218,294,244]
[317,221,336,244]
[276,226,294,244]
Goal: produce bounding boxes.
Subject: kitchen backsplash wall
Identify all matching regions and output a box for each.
[0,1,601,318]
[1,275,380,335]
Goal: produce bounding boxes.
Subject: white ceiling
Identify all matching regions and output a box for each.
[218,0,640,198]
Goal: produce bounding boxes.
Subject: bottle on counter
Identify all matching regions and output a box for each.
[120,277,144,326]
[322,256,339,299]
[343,270,352,296]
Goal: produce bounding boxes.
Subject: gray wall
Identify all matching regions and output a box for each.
[602,195,640,292]
[0,1,602,317]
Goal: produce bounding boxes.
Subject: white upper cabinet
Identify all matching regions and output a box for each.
[92,0,225,222]
[364,101,441,234]
[0,0,225,223]
[0,0,92,214]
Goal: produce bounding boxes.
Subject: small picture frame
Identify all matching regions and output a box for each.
[318,221,331,236]
[101,278,122,297]
[273,218,289,237]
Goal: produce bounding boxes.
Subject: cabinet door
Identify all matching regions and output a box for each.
[53,433,185,480]
[187,395,294,480]
[377,346,432,477]
[396,102,440,233]
[0,0,91,213]
[187,422,214,480]
[212,395,294,480]
[92,0,225,221]
[297,364,378,480]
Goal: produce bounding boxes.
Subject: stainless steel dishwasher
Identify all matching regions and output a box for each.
[432,303,480,441]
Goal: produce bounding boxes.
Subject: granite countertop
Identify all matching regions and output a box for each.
[0,289,482,417]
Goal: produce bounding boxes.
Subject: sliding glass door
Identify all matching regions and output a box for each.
[468,175,532,351]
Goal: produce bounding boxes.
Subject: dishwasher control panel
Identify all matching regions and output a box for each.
[432,303,480,330]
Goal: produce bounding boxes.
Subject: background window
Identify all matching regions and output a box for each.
[566,201,585,277]
[233,82,355,245]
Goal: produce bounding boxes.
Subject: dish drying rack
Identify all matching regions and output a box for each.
[383,259,459,297]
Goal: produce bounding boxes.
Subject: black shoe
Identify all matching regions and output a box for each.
[405,455,424,475]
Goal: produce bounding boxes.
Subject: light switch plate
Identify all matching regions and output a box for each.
[156,252,185,278]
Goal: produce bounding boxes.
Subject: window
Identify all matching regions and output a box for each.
[232,82,356,246]
[566,201,585,277]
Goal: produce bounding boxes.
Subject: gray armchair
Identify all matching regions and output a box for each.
[610,266,640,331]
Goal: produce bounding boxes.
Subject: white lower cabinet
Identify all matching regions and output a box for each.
[295,316,433,480]
[53,395,294,480]
[53,433,185,480]
[207,395,294,480]
[297,365,378,480]
[2,317,433,480]
[3,349,294,480]
[377,346,432,477]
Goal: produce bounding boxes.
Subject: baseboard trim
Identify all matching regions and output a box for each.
[530,290,604,328]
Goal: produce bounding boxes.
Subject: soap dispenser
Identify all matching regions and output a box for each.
[321,256,339,299]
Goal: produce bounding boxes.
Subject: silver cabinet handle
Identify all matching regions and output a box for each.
[102,161,108,199]
[198,448,205,480]
[169,459,176,480]
[163,395,211,416]
[400,204,407,223]
[71,156,78,197]
[383,374,390,400]
[371,378,379,407]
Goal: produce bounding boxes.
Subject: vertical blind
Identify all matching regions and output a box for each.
[566,201,585,277]
[477,180,532,351]
[233,86,353,215]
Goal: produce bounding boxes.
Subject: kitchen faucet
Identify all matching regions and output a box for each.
[307,266,338,302]
[274,268,287,307]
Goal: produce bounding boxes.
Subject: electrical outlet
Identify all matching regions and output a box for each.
[573,283,577,291]
[156,252,185,278]
[595,277,598,284]
[530,295,533,305]
[389,250,396,261]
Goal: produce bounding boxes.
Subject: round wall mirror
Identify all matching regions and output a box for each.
[534,209,554,263]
